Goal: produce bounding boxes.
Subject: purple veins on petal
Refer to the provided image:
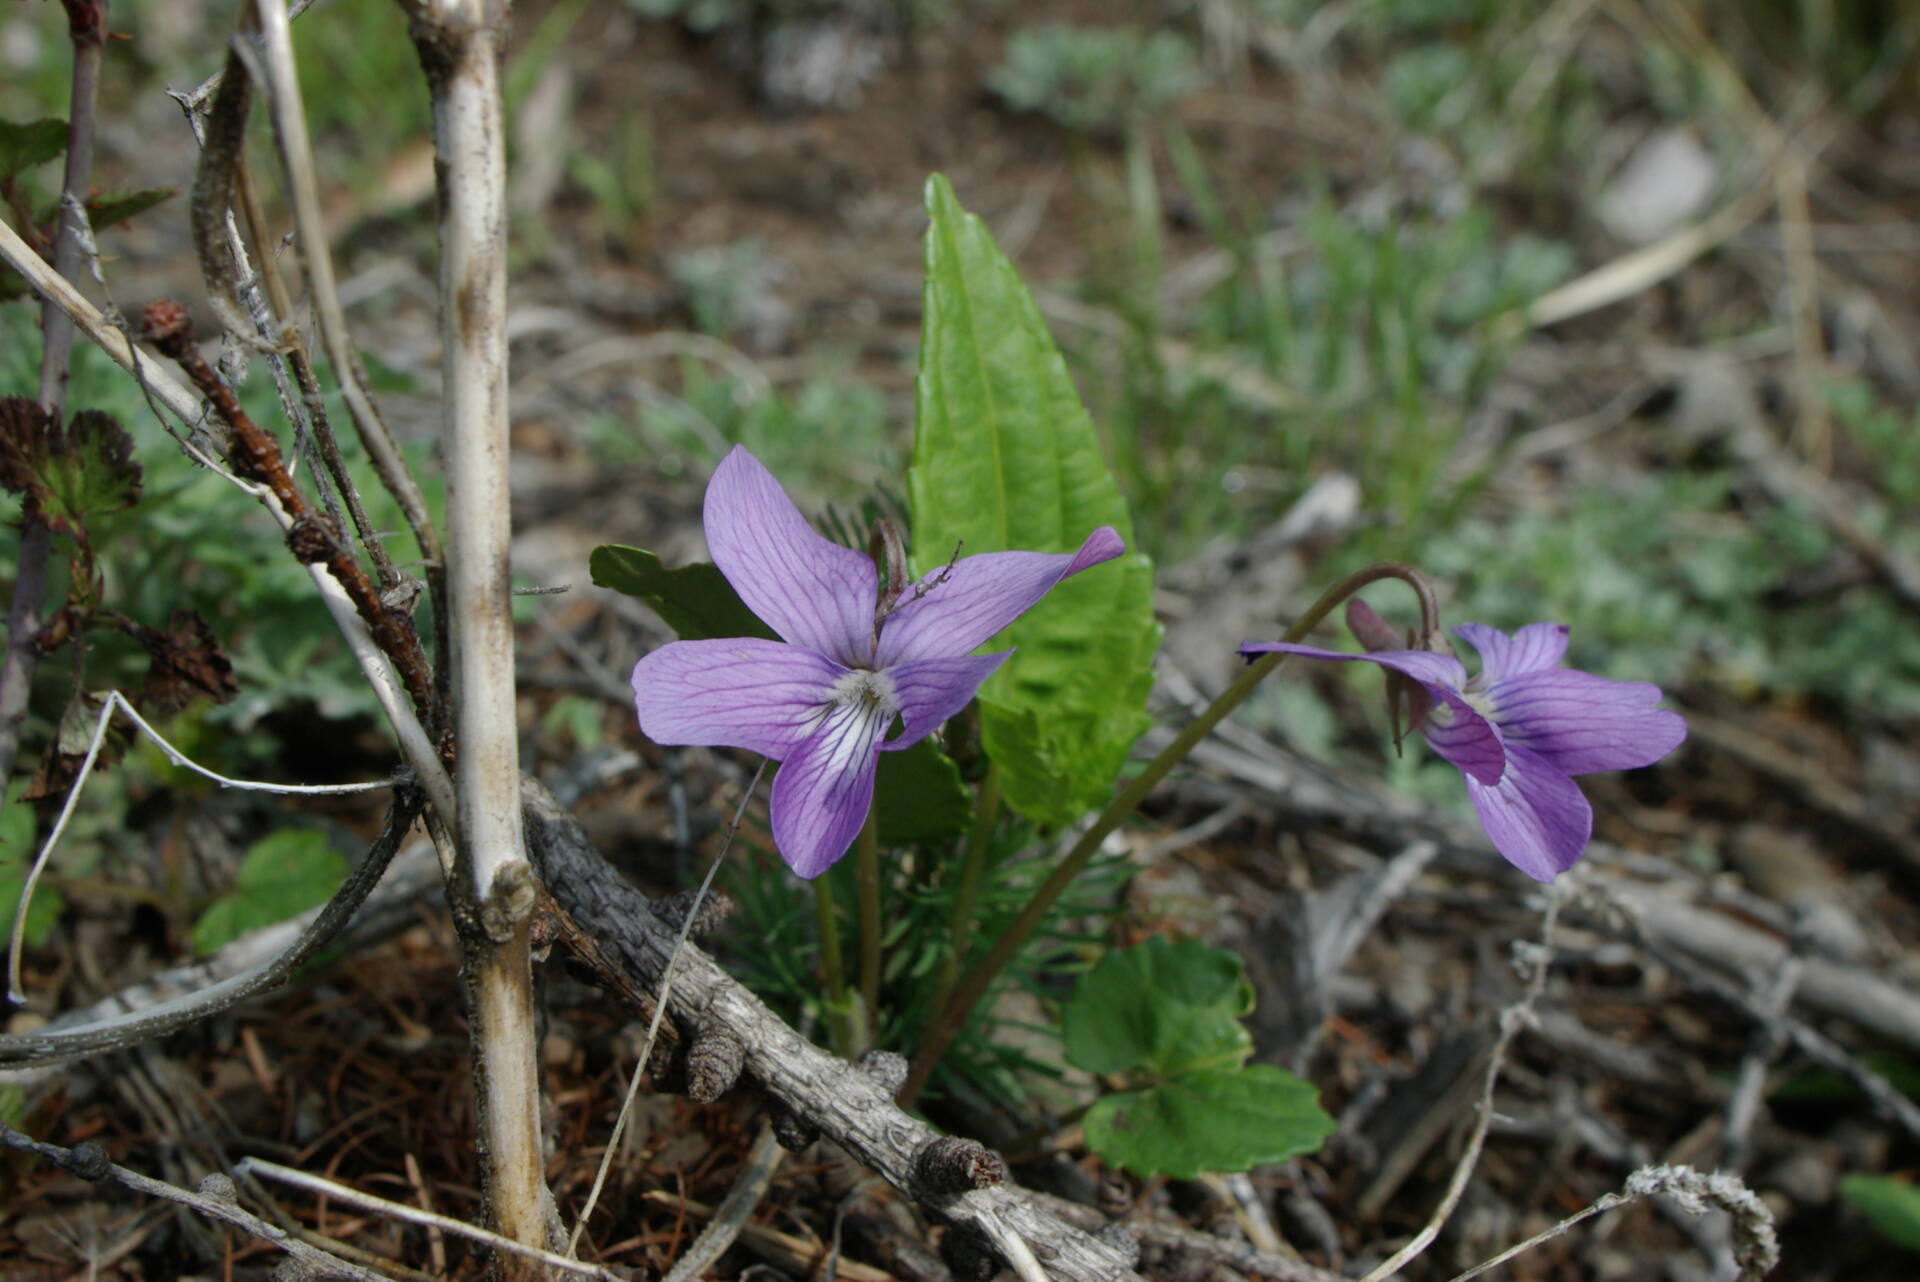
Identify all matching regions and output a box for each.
[631,637,844,760]
[873,526,1125,668]
[703,445,877,666]
[1485,668,1688,775]
[1241,617,1686,882]
[884,652,1012,747]
[1454,621,1569,683]
[629,445,1131,879]
[1463,743,1593,882]
[770,698,891,879]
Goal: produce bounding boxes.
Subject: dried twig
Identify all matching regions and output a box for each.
[660,1122,785,1282]
[0,788,425,1067]
[0,1125,391,1282]
[249,0,443,581]
[522,779,1142,1282]
[393,0,552,1264]
[1355,894,1565,1281]
[0,216,457,820]
[238,1158,629,1281]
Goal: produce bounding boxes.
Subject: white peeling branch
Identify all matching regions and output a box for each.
[400,0,554,1264]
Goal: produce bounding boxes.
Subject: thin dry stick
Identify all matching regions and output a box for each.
[638,1191,895,1282]
[4,689,397,1004]
[237,1158,629,1281]
[0,0,107,788]
[1442,1190,1632,1282]
[0,1124,390,1282]
[1775,155,1830,468]
[0,788,423,1066]
[0,215,456,819]
[249,0,442,577]
[1356,894,1565,1282]
[569,759,769,1255]
[661,1121,784,1282]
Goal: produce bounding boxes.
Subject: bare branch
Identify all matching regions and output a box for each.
[523,779,1143,1282]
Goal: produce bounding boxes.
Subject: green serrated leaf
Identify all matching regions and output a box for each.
[1841,1174,1920,1253]
[1085,1065,1336,1179]
[87,187,175,231]
[0,118,67,182]
[191,829,347,955]
[0,780,60,948]
[911,173,1159,827]
[591,544,776,642]
[873,739,970,846]
[1062,937,1253,1078]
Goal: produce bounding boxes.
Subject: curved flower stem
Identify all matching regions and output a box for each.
[900,562,1436,1106]
[855,812,882,1025]
[920,760,1002,1051]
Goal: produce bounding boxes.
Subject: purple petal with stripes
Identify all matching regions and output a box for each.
[883,652,1011,748]
[1464,743,1594,882]
[1453,621,1569,684]
[704,445,877,668]
[1488,668,1688,775]
[770,698,891,878]
[874,527,1125,668]
[632,638,839,759]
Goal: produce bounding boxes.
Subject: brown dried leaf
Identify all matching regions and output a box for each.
[135,609,238,713]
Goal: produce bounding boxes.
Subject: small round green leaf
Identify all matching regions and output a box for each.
[191,830,347,955]
[1084,1065,1336,1179]
[1062,937,1253,1078]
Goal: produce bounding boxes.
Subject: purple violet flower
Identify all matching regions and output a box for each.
[1240,608,1687,881]
[633,446,1124,879]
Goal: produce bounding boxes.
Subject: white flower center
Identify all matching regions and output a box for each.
[828,668,901,720]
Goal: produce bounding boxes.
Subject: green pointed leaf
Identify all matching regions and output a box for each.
[0,780,60,948]
[87,187,176,231]
[1840,1174,1920,1253]
[911,173,1159,827]
[591,544,776,642]
[191,830,347,955]
[1062,937,1253,1078]
[1085,1065,1336,1179]
[0,118,67,182]
[874,739,970,845]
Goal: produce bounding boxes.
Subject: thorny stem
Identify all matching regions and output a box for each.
[920,759,1002,1052]
[902,561,1439,1105]
[178,37,405,595]
[137,303,438,724]
[856,810,882,1027]
[0,2,105,791]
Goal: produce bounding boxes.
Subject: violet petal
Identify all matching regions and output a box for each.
[1237,641,1471,692]
[1419,689,1507,786]
[1344,598,1402,653]
[1463,743,1594,881]
[632,638,840,759]
[704,445,878,667]
[1454,621,1569,684]
[883,652,1011,748]
[1239,641,1503,783]
[873,526,1125,668]
[769,698,890,878]
[1489,668,1688,775]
